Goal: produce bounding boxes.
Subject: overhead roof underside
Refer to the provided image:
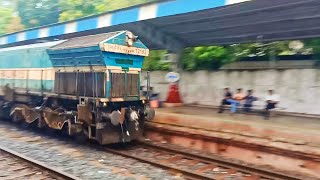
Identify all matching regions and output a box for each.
[98,0,320,49]
[3,0,320,50]
[135,0,320,48]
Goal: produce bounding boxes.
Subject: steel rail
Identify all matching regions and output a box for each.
[105,141,308,180]
[0,146,81,180]
[138,141,305,180]
[104,146,214,180]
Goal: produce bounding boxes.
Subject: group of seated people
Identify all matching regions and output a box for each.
[218,88,280,119]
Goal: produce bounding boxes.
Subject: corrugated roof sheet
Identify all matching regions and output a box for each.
[0,40,64,52]
[49,31,121,50]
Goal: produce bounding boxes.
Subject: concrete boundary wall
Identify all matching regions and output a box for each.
[142,69,320,115]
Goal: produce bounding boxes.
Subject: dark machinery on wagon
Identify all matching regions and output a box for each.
[0,31,155,144]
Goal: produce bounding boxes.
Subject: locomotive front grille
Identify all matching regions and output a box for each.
[111,73,139,98]
[54,72,105,97]
[127,73,139,96]
[111,73,125,98]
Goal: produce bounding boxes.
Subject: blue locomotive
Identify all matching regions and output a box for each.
[0,31,155,144]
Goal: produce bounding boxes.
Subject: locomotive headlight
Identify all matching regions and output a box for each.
[142,100,145,104]
[127,39,134,47]
[126,31,135,47]
[126,31,134,39]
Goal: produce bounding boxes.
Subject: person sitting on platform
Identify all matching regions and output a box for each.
[264,89,280,119]
[243,89,258,112]
[218,88,232,113]
[230,88,245,114]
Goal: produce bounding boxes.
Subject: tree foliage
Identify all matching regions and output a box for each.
[305,39,320,55]
[58,0,98,22]
[181,46,230,70]
[5,16,25,34]
[305,39,320,65]
[0,7,14,35]
[58,0,151,22]
[17,0,60,28]
[226,42,293,59]
[142,40,320,71]
[94,0,152,14]
[143,50,171,71]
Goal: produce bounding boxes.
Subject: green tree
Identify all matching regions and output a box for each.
[227,41,293,59]
[305,39,320,66]
[143,50,171,71]
[181,46,230,70]
[305,39,320,56]
[58,0,97,22]
[17,0,60,28]
[181,48,197,70]
[144,41,318,71]
[95,0,151,13]
[59,0,151,22]
[0,7,14,35]
[5,16,25,34]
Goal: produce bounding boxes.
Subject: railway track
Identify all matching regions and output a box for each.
[0,146,80,180]
[0,121,314,180]
[105,141,308,180]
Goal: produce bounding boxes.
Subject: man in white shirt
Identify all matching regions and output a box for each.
[265,89,280,119]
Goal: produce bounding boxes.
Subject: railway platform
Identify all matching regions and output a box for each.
[144,106,320,178]
[149,106,320,146]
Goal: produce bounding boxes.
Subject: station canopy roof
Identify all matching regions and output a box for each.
[133,0,320,48]
[1,0,320,50]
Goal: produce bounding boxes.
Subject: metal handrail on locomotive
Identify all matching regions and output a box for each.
[0,31,155,144]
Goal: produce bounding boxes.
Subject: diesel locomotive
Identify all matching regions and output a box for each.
[0,31,155,144]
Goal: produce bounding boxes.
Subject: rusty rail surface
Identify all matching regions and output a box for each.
[0,146,81,180]
[105,141,307,180]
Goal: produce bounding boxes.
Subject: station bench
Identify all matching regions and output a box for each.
[188,104,320,119]
[221,104,286,117]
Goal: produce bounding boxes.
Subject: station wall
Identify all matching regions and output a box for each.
[143,69,320,115]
